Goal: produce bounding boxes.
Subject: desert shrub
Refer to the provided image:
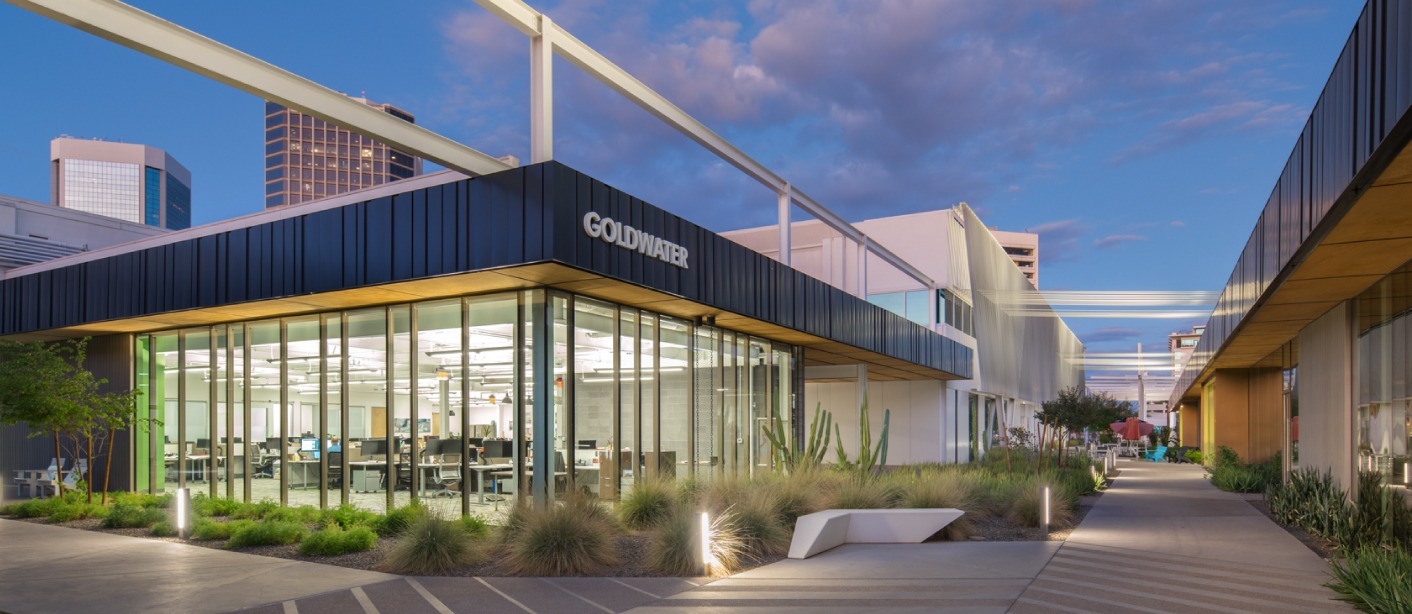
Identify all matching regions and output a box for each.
[827,476,894,509]
[505,493,619,576]
[1210,465,1267,493]
[383,514,484,574]
[1006,478,1074,529]
[48,501,109,522]
[698,476,753,514]
[768,471,824,526]
[150,520,178,537]
[647,503,742,577]
[227,520,308,548]
[112,492,173,509]
[618,479,677,530]
[322,503,380,530]
[1327,546,1412,612]
[231,499,278,520]
[498,499,533,544]
[300,525,378,556]
[895,472,980,540]
[102,502,166,528]
[192,518,248,541]
[1184,449,1204,464]
[263,505,323,524]
[373,501,428,537]
[1212,445,1241,469]
[729,491,791,557]
[191,494,244,518]
[458,513,492,540]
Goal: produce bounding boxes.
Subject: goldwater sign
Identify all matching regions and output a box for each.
[582,212,689,269]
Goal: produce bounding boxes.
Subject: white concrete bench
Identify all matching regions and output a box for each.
[788,508,965,559]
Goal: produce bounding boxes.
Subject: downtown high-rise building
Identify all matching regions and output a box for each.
[263,98,422,208]
[50,136,192,230]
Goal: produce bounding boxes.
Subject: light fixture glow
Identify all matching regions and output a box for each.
[700,512,712,573]
[436,368,449,382]
[1042,486,1051,532]
[176,487,190,538]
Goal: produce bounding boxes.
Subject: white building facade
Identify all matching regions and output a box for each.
[725,205,1084,464]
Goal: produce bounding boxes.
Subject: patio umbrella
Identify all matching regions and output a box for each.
[1110,417,1154,440]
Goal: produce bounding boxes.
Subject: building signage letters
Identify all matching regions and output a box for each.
[582,211,689,269]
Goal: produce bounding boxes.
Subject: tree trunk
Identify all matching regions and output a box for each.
[102,428,115,504]
[53,431,64,498]
[87,434,94,504]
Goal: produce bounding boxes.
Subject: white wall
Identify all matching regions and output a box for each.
[804,380,947,465]
[1297,302,1354,489]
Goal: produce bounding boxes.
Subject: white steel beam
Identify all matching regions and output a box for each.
[471,0,937,290]
[8,0,512,177]
[529,14,554,163]
[777,184,792,266]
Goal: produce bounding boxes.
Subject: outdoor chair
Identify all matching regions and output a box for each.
[1145,445,1168,462]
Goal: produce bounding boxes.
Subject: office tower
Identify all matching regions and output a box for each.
[990,229,1039,288]
[50,137,193,230]
[263,98,422,208]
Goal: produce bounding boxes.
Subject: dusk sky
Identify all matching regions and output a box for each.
[0,0,1368,369]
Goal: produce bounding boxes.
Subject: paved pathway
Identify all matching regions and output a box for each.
[636,460,1351,613]
[0,460,1354,613]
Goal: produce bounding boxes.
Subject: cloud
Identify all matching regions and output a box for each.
[1170,220,1186,227]
[1030,219,1087,263]
[433,0,1328,229]
[1083,326,1144,343]
[1093,234,1146,248]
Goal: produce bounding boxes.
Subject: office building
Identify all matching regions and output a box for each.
[990,229,1039,288]
[0,162,979,513]
[0,193,165,273]
[1168,324,1204,379]
[725,209,1083,464]
[264,98,422,209]
[1170,1,1412,491]
[50,137,192,230]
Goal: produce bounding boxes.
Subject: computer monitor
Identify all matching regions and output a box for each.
[299,438,318,452]
[361,439,388,458]
[483,439,512,459]
[196,438,210,451]
[468,437,484,448]
[577,440,597,450]
[265,437,283,452]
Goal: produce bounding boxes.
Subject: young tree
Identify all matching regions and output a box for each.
[1038,386,1133,467]
[0,338,144,502]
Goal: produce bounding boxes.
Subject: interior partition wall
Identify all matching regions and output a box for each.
[133,288,799,513]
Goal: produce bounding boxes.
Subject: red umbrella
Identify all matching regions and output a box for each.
[1110,418,1154,440]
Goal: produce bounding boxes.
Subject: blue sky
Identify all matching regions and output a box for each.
[0,0,1367,364]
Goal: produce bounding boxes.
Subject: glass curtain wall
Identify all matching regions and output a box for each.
[135,290,798,513]
[1354,264,1412,481]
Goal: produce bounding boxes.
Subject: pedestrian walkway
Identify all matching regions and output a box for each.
[0,460,1354,613]
[639,460,1350,613]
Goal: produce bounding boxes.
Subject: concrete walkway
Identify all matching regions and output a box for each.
[0,460,1354,613]
[638,460,1351,613]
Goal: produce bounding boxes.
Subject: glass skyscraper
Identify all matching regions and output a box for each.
[263,98,422,209]
[50,137,192,231]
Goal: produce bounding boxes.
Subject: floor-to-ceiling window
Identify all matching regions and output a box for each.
[1355,265,1412,482]
[133,289,799,514]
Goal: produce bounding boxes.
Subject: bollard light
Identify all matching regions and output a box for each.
[1405,461,1410,487]
[1041,486,1051,535]
[175,487,190,539]
[700,512,712,575]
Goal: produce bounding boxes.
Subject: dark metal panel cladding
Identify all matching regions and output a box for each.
[0,161,970,378]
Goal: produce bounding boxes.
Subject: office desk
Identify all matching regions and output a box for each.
[349,461,386,493]
[165,455,211,482]
[573,464,601,495]
[469,464,513,503]
[274,460,321,489]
